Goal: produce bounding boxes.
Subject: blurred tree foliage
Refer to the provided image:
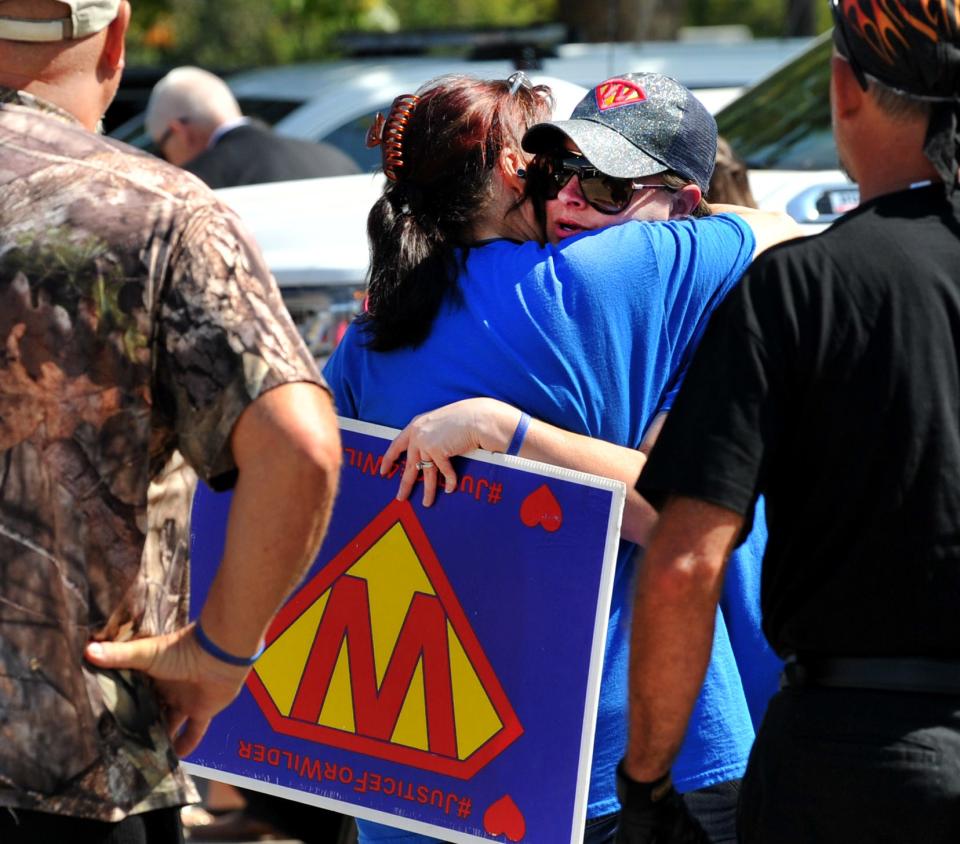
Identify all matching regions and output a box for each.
[125,0,829,69]
[686,0,830,37]
[128,0,365,66]
[388,0,555,29]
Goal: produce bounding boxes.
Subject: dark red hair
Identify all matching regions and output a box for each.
[360,74,552,352]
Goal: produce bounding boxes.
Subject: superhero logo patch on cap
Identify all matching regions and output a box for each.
[595,79,647,111]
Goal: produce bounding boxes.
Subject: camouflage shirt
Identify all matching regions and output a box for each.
[0,88,326,821]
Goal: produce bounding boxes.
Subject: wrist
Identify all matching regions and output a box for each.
[616,760,674,805]
[193,618,264,669]
[473,399,518,453]
[505,410,531,456]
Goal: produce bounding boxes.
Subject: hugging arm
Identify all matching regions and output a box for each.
[711,203,803,256]
[381,397,658,545]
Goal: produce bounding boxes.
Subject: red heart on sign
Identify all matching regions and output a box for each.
[520,484,563,532]
[483,794,526,842]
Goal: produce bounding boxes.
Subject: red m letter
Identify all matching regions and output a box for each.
[290,576,457,757]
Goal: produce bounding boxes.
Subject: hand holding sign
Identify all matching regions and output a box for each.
[382,398,522,506]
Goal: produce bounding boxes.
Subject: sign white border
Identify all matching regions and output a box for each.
[187,417,625,844]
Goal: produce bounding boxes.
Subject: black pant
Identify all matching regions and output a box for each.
[738,686,960,843]
[683,779,740,844]
[0,806,183,844]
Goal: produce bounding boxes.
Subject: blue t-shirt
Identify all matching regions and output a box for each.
[323,214,777,838]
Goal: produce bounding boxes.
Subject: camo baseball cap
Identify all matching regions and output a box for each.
[0,0,121,41]
[522,72,717,192]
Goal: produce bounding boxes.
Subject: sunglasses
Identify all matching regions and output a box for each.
[527,152,677,215]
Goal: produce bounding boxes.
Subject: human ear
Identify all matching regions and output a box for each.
[669,184,702,219]
[500,147,530,194]
[101,1,131,74]
[830,54,863,121]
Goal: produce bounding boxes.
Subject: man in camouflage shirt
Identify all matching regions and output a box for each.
[0,1,342,840]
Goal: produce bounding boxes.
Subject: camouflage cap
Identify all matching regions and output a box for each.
[0,0,120,41]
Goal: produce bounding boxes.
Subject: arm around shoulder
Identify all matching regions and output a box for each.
[711,204,803,257]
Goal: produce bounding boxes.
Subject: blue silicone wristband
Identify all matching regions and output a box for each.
[506,411,531,456]
[194,620,264,667]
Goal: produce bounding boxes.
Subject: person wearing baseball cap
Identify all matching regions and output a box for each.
[522,72,715,246]
[0,1,344,843]
[0,0,127,131]
[624,2,960,842]
[0,0,121,41]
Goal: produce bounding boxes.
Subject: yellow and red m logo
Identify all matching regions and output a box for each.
[247,499,523,778]
[595,78,647,111]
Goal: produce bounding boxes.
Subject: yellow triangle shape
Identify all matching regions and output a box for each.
[449,620,503,759]
[389,658,429,750]
[318,638,356,732]
[254,591,329,716]
[347,522,435,685]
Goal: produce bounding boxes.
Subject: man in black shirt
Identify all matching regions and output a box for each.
[617,2,960,842]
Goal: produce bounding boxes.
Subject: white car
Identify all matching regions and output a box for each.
[221,172,381,360]
[113,35,811,169]
[265,38,810,170]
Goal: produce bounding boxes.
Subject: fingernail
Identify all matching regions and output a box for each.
[87,643,103,659]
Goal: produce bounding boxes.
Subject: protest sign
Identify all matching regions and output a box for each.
[186,418,624,843]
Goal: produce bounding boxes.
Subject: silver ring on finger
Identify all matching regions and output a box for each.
[416,460,435,470]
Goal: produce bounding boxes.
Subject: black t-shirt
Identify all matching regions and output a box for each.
[638,184,960,658]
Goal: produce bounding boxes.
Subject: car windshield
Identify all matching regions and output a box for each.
[320,109,385,172]
[716,33,837,171]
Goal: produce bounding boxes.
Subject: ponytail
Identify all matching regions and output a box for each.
[357,75,552,352]
[359,183,460,351]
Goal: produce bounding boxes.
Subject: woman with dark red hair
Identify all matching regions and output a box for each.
[324,72,795,844]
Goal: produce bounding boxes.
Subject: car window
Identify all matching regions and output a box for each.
[237,98,304,127]
[716,34,837,171]
[319,108,385,172]
[314,74,589,173]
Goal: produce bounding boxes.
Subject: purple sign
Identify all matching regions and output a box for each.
[186,418,623,843]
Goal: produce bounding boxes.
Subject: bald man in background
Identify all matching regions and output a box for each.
[146,66,360,188]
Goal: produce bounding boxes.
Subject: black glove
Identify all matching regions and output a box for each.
[614,761,712,844]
